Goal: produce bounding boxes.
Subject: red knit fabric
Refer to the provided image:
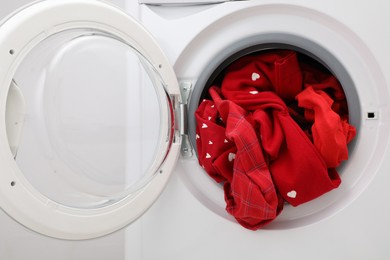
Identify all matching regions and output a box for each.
[221,50,303,105]
[301,62,349,119]
[296,87,356,168]
[249,91,341,206]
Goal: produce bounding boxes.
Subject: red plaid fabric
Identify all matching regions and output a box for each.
[196,87,284,230]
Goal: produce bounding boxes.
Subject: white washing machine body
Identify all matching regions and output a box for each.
[0,0,389,260]
[131,1,390,259]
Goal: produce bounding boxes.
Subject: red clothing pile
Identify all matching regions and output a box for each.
[195,50,356,230]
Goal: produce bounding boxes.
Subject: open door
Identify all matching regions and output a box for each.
[0,0,181,240]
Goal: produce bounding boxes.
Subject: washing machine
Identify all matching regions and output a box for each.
[0,0,389,259]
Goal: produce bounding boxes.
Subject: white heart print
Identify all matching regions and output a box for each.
[249,90,259,95]
[206,153,211,159]
[251,72,260,81]
[287,190,297,199]
[202,123,208,128]
[228,153,236,162]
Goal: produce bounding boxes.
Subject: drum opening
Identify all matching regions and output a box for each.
[186,42,360,229]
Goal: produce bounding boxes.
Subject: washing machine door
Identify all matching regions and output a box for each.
[0,0,181,240]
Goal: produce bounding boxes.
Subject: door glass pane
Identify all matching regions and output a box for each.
[9,29,172,209]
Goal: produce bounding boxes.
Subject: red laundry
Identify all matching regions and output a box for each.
[195,50,356,229]
[249,91,341,206]
[296,87,356,168]
[214,87,341,206]
[221,50,303,105]
[196,88,284,230]
[301,62,349,119]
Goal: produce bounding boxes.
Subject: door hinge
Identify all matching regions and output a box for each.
[179,82,193,158]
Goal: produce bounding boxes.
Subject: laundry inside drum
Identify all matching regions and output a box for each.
[7,29,170,209]
[194,48,356,230]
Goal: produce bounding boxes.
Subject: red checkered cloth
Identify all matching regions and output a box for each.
[196,87,284,230]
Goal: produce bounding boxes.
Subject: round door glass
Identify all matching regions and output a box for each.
[8,29,172,209]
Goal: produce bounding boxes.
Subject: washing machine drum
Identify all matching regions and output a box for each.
[0,0,182,240]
